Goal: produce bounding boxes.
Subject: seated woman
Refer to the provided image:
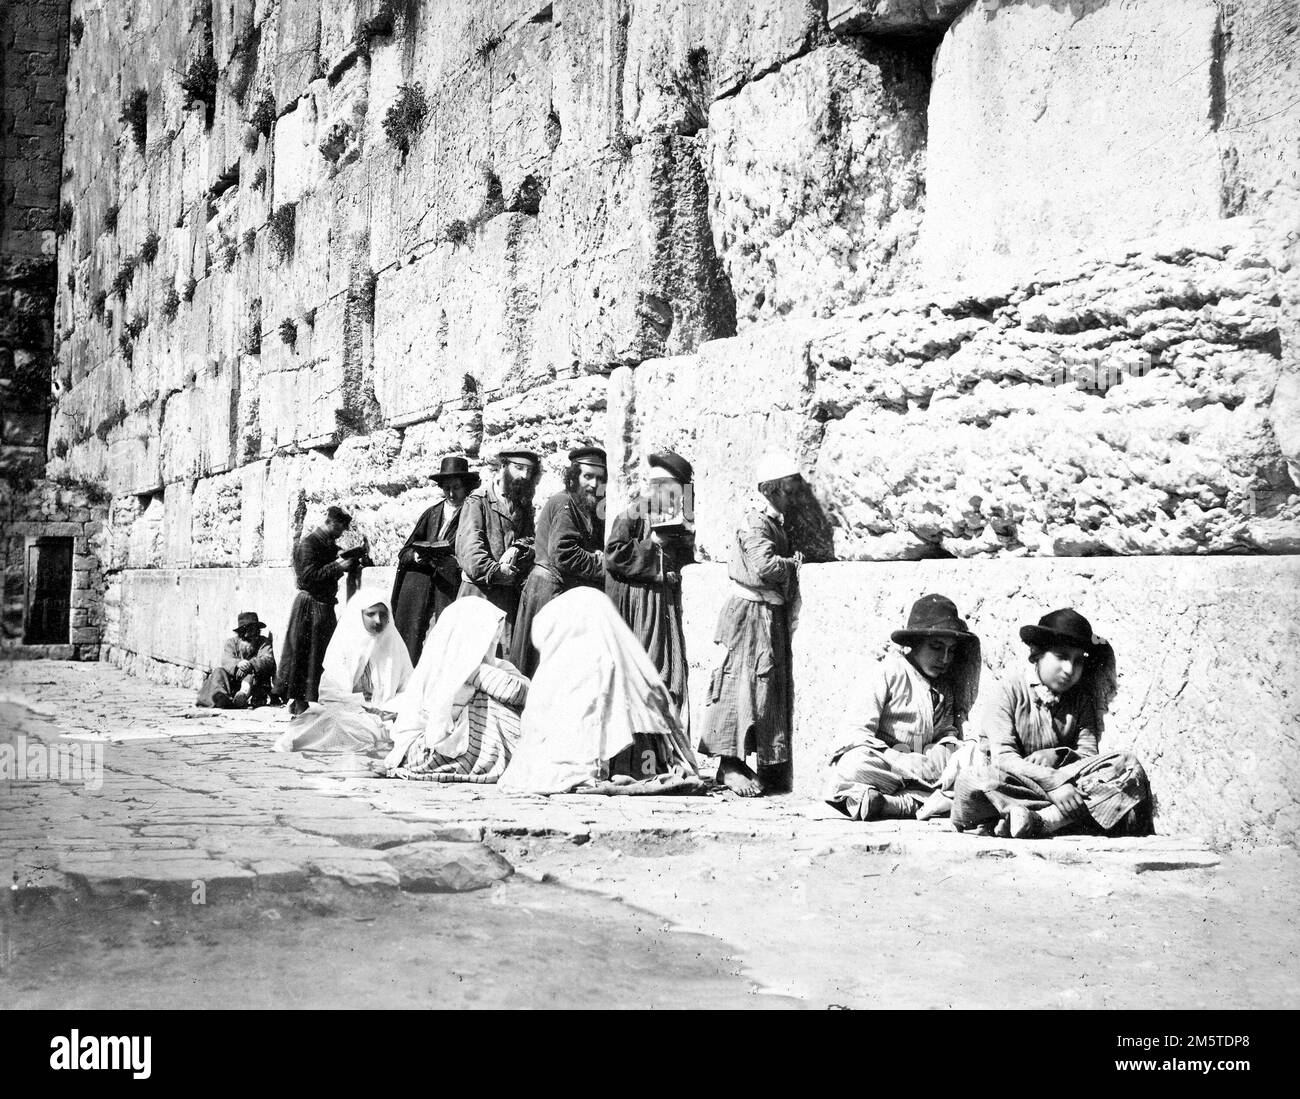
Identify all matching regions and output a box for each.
[952,608,1152,839]
[380,600,529,782]
[498,587,705,796]
[824,594,981,821]
[273,587,413,754]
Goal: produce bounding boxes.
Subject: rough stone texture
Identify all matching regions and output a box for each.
[614,219,1298,562]
[679,556,1300,850]
[705,40,929,327]
[918,0,1226,285]
[386,840,515,892]
[828,0,971,36]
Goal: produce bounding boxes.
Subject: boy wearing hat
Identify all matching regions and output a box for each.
[456,449,541,652]
[511,446,608,677]
[197,612,277,709]
[391,455,481,664]
[275,506,362,716]
[824,594,980,821]
[698,451,804,796]
[605,450,697,732]
[952,608,1152,838]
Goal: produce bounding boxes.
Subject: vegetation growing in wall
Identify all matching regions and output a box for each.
[59,202,74,234]
[104,203,119,232]
[139,230,160,264]
[120,89,149,152]
[476,33,504,61]
[71,16,84,47]
[125,313,147,340]
[268,203,296,263]
[302,307,316,328]
[252,166,267,190]
[441,166,505,248]
[243,298,263,355]
[110,258,136,298]
[95,401,129,442]
[247,93,276,149]
[242,228,257,255]
[160,285,180,321]
[182,276,197,303]
[382,83,427,155]
[278,318,298,348]
[117,332,134,360]
[180,50,219,125]
[91,290,107,319]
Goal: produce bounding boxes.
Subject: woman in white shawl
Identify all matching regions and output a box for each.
[380,599,529,782]
[274,586,413,753]
[499,587,705,795]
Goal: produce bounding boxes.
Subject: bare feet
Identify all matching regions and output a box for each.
[1008,806,1043,839]
[717,756,762,797]
[915,790,952,820]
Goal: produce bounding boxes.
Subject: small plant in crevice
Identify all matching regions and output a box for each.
[242,227,257,255]
[180,51,219,122]
[120,88,149,152]
[382,83,427,155]
[139,230,160,263]
[444,218,468,246]
[125,312,147,340]
[118,332,134,361]
[59,201,74,234]
[71,16,84,47]
[302,306,316,328]
[104,203,119,232]
[222,238,238,271]
[476,32,503,62]
[278,318,298,348]
[66,271,76,293]
[268,202,296,263]
[462,373,478,396]
[53,438,69,459]
[247,93,276,149]
[103,307,114,329]
[182,276,197,302]
[160,285,181,321]
[251,166,267,190]
[243,324,262,356]
[110,257,136,298]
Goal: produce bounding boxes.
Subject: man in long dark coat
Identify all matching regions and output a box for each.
[196,612,277,709]
[274,506,363,715]
[390,455,480,664]
[605,450,696,734]
[511,446,608,677]
[455,449,539,653]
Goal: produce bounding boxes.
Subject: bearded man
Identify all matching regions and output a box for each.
[510,446,608,677]
[455,448,540,653]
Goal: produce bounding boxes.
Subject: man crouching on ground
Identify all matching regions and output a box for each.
[196,612,277,709]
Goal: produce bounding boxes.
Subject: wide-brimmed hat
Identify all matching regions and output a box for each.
[755,450,801,487]
[1019,608,1099,652]
[648,450,693,484]
[890,594,976,646]
[432,454,481,490]
[235,611,265,632]
[568,446,607,468]
[496,449,540,468]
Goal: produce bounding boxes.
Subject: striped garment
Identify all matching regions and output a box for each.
[390,663,527,783]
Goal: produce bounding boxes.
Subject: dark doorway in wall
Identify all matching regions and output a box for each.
[25,537,73,644]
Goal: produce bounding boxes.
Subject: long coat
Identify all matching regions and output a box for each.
[511,491,605,676]
[274,529,346,702]
[455,483,535,651]
[604,498,695,733]
[391,501,463,664]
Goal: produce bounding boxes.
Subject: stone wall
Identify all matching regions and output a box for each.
[1,0,68,475]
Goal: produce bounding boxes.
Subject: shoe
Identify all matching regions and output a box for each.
[211,690,231,709]
[230,692,251,710]
[247,694,269,709]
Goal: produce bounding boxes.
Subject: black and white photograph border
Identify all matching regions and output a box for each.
[1,0,1297,1033]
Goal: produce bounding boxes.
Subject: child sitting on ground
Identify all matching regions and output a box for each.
[824,594,980,822]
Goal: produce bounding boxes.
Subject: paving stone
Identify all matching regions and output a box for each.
[305,856,401,889]
[249,860,312,891]
[386,842,515,893]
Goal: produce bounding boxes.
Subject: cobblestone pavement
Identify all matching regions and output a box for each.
[1,660,1224,899]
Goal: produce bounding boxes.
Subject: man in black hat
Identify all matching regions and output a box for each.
[275,505,364,716]
[391,456,481,664]
[952,607,1152,839]
[605,450,696,733]
[824,594,981,821]
[455,448,540,652]
[511,446,608,677]
[196,612,277,709]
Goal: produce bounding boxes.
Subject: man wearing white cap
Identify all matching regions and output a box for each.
[698,451,804,796]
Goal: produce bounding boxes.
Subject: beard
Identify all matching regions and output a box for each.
[574,485,601,514]
[502,467,536,508]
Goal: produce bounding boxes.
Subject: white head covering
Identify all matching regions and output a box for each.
[317,585,413,709]
[384,599,506,768]
[498,588,696,794]
[755,450,801,487]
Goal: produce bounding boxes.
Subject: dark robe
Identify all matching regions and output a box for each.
[196,634,276,707]
[455,483,535,653]
[511,491,605,677]
[604,498,695,734]
[391,501,464,664]
[274,528,346,703]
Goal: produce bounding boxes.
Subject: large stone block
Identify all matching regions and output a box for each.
[614,218,1298,560]
[918,0,1225,284]
[828,0,971,35]
[705,40,928,328]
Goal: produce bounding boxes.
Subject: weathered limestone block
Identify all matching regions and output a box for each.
[919,0,1224,285]
[615,219,1298,560]
[373,214,541,427]
[621,0,823,139]
[190,471,245,566]
[705,40,928,328]
[126,491,167,569]
[680,555,1300,848]
[158,357,236,484]
[257,293,347,449]
[272,0,325,106]
[533,137,735,377]
[828,0,971,35]
[482,374,608,467]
